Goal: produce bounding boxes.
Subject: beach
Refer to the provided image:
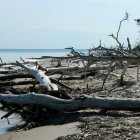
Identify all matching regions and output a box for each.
[0,0,140,139]
[0,122,80,140]
[1,51,140,140]
[1,66,140,139]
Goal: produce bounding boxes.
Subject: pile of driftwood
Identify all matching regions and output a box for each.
[1,46,140,128]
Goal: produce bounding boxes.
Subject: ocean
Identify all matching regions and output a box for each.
[0,49,88,62]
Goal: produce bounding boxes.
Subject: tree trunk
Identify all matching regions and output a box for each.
[0,73,34,81]
[1,93,140,111]
[0,80,38,86]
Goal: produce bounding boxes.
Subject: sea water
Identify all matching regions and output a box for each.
[0,110,22,135]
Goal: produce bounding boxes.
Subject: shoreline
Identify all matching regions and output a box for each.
[0,122,80,140]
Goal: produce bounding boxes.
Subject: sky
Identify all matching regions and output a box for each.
[0,0,139,49]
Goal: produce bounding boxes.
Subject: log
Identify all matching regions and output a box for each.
[1,93,140,111]
[46,66,79,73]
[0,70,18,74]
[0,80,38,86]
[46,65,114,75]
[16,61,58,91]
[29,55,140,62]
[0,73,34,81]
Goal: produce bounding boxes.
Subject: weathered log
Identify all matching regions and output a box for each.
[16,61,58,91]
[0,70,18,74]
[1,93,140,111]
[30,55,140,62]
[0,73,34,81]
[0,80,38,86]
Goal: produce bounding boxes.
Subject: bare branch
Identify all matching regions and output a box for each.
[117,12,129,39]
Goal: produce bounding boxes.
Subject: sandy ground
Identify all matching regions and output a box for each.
[1,59,140,139]
[0,122,80,140]
[56,67,140,140]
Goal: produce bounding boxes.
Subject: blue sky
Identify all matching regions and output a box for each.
[0,0,139,49]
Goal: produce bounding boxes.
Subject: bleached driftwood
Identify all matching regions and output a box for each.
[1,93,140,111]
[16,61,58,91]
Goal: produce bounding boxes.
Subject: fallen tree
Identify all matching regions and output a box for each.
[1,92,140,111]
[0,80,38,86]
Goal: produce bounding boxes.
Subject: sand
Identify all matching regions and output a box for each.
[0,122,80,140]
[1,59,140,139]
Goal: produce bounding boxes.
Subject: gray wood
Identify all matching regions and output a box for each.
[1,93,140,111]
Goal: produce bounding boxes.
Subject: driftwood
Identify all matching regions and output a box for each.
[32,55,140,62]
[16,61,58,91]
[1,15,140,133]
[0,61,35,68]
[0,93,140,111]
[46,65,113,76]
[0,80,38,86]
[0,73,34,81]
[79,55,140,62]
[0,70,18,74]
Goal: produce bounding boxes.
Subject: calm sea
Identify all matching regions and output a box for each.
[0,49,88,62]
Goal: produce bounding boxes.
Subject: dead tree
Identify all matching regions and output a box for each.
[1,93,140,111]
